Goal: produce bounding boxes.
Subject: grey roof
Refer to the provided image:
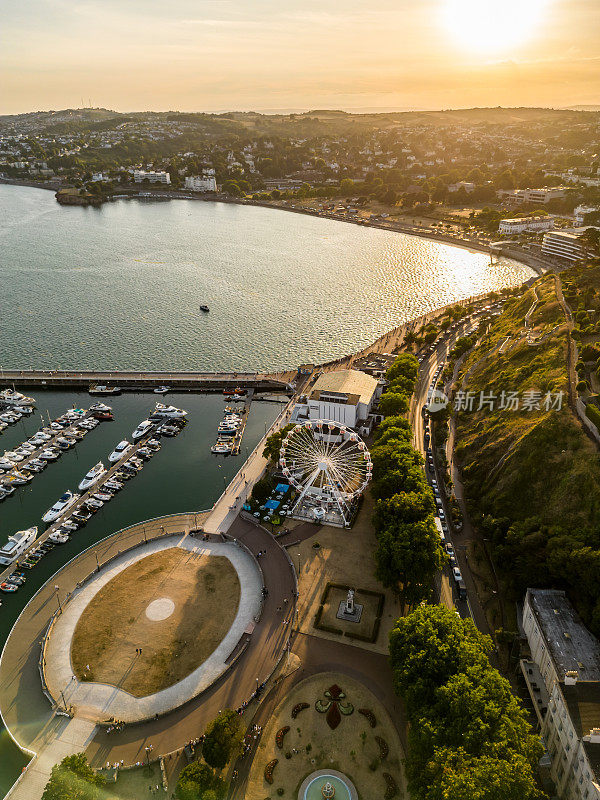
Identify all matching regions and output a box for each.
[528,589,600,681]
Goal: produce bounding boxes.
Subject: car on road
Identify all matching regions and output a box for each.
[445,543,455,556]
[452,566,463,582]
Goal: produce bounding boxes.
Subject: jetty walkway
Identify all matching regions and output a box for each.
[0,370,292,393]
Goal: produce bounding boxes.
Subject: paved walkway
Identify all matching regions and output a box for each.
[203,402,294,534]
[6,718,97,800]
[44,535,262,723]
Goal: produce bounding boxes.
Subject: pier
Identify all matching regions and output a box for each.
[0,369,292,393]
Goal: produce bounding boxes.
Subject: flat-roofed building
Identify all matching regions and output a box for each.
[184,174,217,192]
[542,229,590,262]
[307,369,380,431]
[499,216,554,235]
[499,186,567,204]
[133,170,170,184]
[522,589,600,800]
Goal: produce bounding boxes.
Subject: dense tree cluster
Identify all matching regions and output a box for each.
[371,354,444,609]
[201,709,243,770]
[42,753,105,800]
[175,762,226,800]
[389,605,544,800]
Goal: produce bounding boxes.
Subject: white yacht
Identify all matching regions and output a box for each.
[49,531,69,544]
[0,389,36,408]
[0,527,38,565]
[132,419,154,440]
[42,491,80,523]
[78,462,106,491]
[153,403,187,419]
[108,440,132,463]
[153,386,170,395]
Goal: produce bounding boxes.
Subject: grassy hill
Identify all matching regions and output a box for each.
[453,273,600,631]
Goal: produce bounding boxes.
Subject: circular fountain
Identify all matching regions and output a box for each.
[298,770,358,800]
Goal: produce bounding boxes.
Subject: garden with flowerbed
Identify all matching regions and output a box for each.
[245,672,405,800]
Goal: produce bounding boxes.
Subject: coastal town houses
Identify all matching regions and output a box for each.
[521,589,600,800]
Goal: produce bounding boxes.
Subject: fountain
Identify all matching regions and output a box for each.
[321,781,336,798]
[299,770,357,800]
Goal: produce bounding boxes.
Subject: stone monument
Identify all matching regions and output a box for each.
[336,587,363,623]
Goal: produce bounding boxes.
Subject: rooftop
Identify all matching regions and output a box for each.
[528,589,600,681]
[562,682,600,739]
[310,369,379,406]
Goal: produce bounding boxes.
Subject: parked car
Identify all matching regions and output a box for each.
[452,566,463,582]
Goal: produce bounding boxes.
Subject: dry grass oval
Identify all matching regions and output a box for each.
[71,547,241,697]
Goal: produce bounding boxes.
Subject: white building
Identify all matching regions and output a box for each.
[499,186,568,204]
[91,172,109,182]
[133,170,170,184]
[448,181,475,193]
[499,216,555,235]
[542,229,590,262]
[575,206,600,226]
[521,589,600,800]
[184,174,217,192]
[306,370,381,432]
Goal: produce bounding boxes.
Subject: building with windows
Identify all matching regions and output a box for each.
[184,174,217,192]
[498,186,567,204]
[521,589,600,800]
[498,216,554,235]
[542,229,589,262]
[575,206,600,226]
[297,369,381,432]
[132,170,170,184]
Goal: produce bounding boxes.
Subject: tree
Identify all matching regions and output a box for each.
[409,747,542,800]
[42,753,105,800]
[202,709,242,770]
[262,423,294,462]
[379,392,409,416]
[339,178,354,195]
[175,762,226,800]
[374,517,443,608]
[579,227,600,256]
[386,352,419,383]
[388,605,492,713]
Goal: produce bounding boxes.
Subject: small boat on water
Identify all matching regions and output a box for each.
[146,439,161,452]
[49,531,69,544]
[211,443,232,454]
[78,462,106,491]
[89,385,121,395]
[92,491,112,502]
[89,402,112,413]
[0,582,19,593]
[86,497,104,510]
[0,389,36,408]
[42,491,80,523]
[132,420,154,440]
[0,527,38,566]
[108,440,132,463]
[154,386,170,394]
[153,403,187,420]
[199,304,210,312]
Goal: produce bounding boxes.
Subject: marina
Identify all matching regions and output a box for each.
[212,390,252,456]
[0,404,189,585]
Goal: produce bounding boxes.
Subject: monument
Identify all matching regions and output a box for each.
[336,588,363,623]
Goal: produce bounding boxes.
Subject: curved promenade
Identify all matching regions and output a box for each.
[0,513,297,800]
[43,535,263,723]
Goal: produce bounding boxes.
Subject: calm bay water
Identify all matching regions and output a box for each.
[0,185,535,794]
[0,185,533,372]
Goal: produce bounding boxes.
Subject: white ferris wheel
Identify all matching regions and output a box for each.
[279,420,372,527]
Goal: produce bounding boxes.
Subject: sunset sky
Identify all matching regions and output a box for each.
[2,0,598,114]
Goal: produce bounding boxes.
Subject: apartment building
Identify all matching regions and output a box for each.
[542,229,589,262]
[498,216,555,235]
[521,589,600,800]
[184,174,217,192]
[499,186,567,204]
[132,170,170,184]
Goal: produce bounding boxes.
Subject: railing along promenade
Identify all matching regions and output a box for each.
[0,369,291,392]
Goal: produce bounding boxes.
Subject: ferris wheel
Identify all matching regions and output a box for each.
[279,420,372,526]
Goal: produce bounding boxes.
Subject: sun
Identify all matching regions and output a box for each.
[441,0,548,54]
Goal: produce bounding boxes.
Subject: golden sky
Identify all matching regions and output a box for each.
[1,0,598,114]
